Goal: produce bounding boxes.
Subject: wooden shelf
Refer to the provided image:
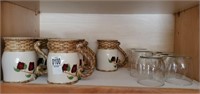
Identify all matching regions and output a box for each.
[40,1,199,14]
[1,68,199,93]
[0,1,199,93]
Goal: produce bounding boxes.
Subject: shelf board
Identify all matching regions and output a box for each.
[40,1,199,14]
[1,68,200,93]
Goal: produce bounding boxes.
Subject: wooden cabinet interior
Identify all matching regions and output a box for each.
[0,1,199,93]
[4,1,40,12]
[1,83,199,93]
[174,5,199,81]
[1,2,39,37]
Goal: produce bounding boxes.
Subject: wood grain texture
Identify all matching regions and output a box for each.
[3,0,39,12]
[40,1,199,14]
[0,2,2,81]
[1,1,40,80]
[1,83,199,93]
[174,5,199,81]
[1,2,39,37]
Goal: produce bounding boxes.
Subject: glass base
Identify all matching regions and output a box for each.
[137,79,164,87]
[165,78,192,86]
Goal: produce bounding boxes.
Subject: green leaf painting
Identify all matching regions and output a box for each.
[67,76,74,80]
[25,74,32,78]
[108,59,112,63]
[78,76,81,80]
[67,64,71,72]
[24,64,27,69]
[14,67,20,72]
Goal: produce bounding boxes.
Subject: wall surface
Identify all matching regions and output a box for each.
[40,13,174,53]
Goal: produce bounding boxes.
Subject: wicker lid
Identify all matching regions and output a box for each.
[37,38,48,49]
[47,38,82,53]
[97,39,120,49]
[3,37,36,51]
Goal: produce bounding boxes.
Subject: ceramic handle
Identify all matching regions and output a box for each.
[117,42,128,68]
[34,41,48,76]
[76,42,95,79]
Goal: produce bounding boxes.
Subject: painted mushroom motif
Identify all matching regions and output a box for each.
[14,61,34,78]
[108,56,118,68]
[62,64,78,80]
[62,64,69,72]
[71,64,77,73]
[28,62,35,71]
[17,62,26,70]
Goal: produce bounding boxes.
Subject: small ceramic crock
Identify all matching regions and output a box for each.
[96,40,128,72]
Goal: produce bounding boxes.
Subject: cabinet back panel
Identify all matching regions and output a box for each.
[40,13,174,53]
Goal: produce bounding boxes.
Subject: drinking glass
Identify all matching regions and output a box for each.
[137,56,165,87]
[127,48,147,71]
[130,50,153,77]
[165,56,192,86]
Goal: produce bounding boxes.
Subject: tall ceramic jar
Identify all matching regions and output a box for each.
[96,40,128,72]
[2,37,37,83]
[35,39,95,84]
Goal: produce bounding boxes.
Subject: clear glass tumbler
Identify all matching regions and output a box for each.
[127,48,147,71]
[165,56,192,86]
[130,50,153,77]
[137,56,165,87]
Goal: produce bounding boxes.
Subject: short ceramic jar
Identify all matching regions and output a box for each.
[2,37,37,83]
[96,40,128,72]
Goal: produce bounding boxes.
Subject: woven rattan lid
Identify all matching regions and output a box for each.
[36,38,48,49]
[47,38,84,53]
[97,39,120,49]
[3,37,37,51]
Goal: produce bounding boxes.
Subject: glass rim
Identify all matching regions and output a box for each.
[130,48,147,51]
[140,56,163,59]
[134,50,152,53]
[167,55,191,59]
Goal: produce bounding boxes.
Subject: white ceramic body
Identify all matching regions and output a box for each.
[97,49,118,71]
[47,52,79,84]
[2,51,37,82]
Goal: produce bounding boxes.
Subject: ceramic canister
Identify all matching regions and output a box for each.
[2,37,37,83]
[34,38,95,84]
[96,40,128,72]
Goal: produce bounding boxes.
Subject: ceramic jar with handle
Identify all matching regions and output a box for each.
[34,39,95,84]
[2,37,37,83]
[96,40,128,72]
